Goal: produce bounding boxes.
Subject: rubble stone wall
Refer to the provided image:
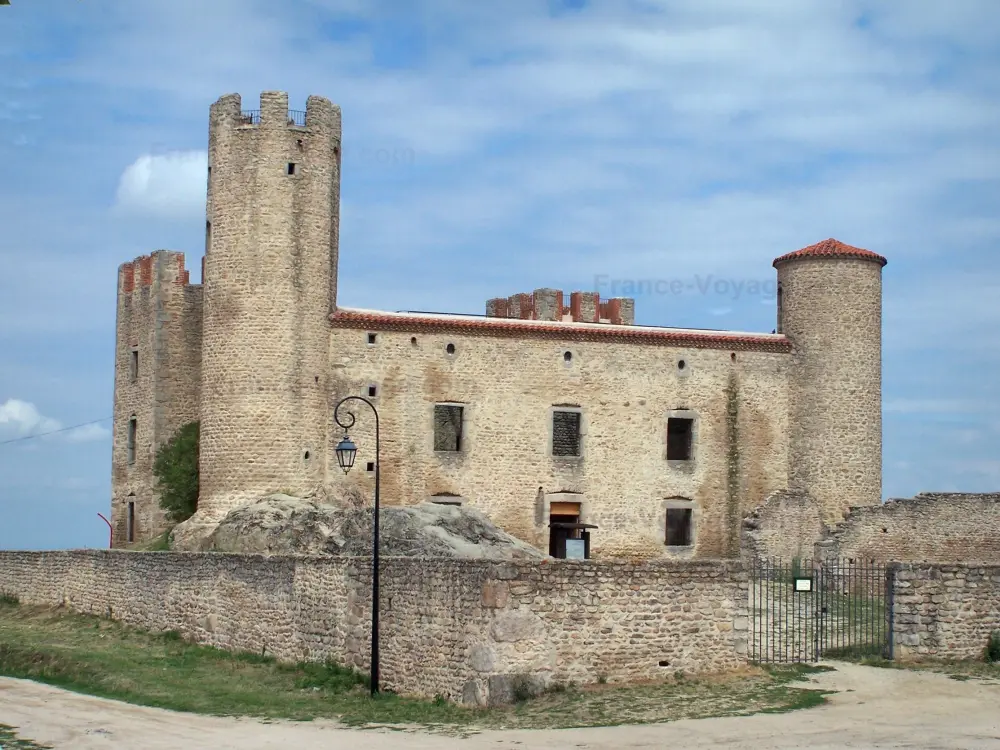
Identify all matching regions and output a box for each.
[823,493,1000,564]
[0,551,747,704]
[891,563,1000,661]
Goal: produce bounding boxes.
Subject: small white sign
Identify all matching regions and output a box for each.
[565,539,586,560]
[794,577,813,592]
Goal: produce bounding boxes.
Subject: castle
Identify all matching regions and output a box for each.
[111,91,886,558]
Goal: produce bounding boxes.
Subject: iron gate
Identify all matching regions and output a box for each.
[749,558,893,663]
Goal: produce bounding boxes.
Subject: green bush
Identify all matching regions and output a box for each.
[153,421,200,523]
[985,631,1000,663]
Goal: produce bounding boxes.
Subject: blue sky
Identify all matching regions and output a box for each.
[1,0,998,550]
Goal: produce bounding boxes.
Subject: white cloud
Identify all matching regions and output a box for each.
[0,399,60,436]
[0,399,110,444]
[64,423,112,443]
[114,151,207,219]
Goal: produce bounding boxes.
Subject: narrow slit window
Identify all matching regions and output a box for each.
[552,410,581,457]
[434,404,463,452]
[666,508,693,546]
[287,162,296,175]
[129,349,138,382]
[127,500,136,543]
[667,417,693,460]
[127,417,137,465]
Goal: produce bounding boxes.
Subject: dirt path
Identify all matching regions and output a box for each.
[2,662,999,749]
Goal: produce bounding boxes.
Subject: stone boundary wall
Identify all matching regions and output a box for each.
[821,493,1000,564]
[891,563,1000,660]
[0,551,748,705]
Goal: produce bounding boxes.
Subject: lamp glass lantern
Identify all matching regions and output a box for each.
[335,435,357,474]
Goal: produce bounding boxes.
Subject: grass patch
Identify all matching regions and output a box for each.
[0,601,833,732]
[127,530,173,552]
[0,724,52,749]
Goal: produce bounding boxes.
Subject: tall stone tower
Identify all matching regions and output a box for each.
[192,91,342,528]
[774,238,887,523]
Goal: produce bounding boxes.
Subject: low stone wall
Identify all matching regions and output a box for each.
[0,551,748,704]
[891,563,1000,660]
[822,493,1000,564]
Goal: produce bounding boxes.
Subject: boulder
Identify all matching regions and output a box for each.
[205,493,545,560]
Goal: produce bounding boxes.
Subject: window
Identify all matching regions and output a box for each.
[129,349,138,382]
[126,499,136,543]
[205,220,212,253]
[367,332,377,345]
[666,508,693,546]
[433,404,463,452]
[552,410,581,457]
[368,384,378,398]
[127,417,137,465]
[776,283,783,333]
[667,417,693,460]
[287,162,296,175]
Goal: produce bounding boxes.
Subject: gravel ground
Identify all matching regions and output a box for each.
[2,661,999,750]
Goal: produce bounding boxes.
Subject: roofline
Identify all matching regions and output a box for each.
[772,238,888,268]
[330,308,793,353]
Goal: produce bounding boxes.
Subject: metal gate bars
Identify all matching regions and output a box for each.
[749,557,892,663]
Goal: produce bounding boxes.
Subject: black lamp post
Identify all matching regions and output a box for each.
[334,395,381,697]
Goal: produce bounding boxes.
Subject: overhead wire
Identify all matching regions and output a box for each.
[0,417,112,446]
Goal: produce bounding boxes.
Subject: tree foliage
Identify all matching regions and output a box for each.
[154,421,200,523]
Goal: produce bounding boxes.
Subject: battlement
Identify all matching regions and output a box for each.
[486,289,635,325]
[118,250,198,294]
[210,91,341,132]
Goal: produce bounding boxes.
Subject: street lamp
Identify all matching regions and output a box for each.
[333,395,381,697]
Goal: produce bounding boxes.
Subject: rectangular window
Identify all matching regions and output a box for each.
[127,501,135,543]
[129,349,138,383]
[433,404,463,452]
[666,508,693,546]
[127,417,137,465]
[667,417,693,460]
[552,410,581,456]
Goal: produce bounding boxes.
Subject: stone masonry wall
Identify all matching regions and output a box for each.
[0,551,747,705]
[778,256,883,524]
[741,489,825,561]
[112,251,202,546]
[821,493,1000,564]
[486,289,636,325]
[195,92,339,532]
[327,324,792,561]
[891,563,1000,661]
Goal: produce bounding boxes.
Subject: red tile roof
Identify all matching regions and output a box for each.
[772,238,887,268]
[330,309,792,353]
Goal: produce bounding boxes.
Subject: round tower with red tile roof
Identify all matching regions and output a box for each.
[774,238,887,522]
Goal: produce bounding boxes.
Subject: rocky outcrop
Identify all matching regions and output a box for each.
[200,494,546,559]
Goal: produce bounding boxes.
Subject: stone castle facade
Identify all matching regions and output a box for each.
[111,90,887,558]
